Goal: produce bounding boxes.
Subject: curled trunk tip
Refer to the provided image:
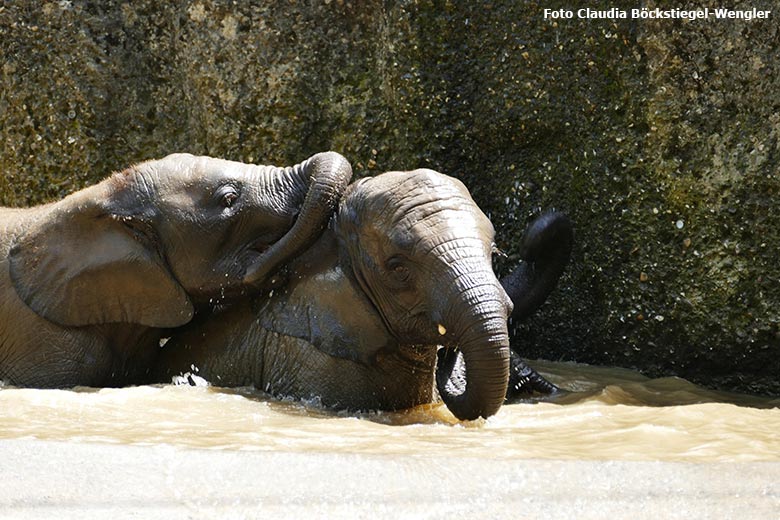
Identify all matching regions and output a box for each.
[435,324,510,421]
[244,151,352,287]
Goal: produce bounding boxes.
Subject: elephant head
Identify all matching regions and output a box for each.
[336,169,513,420]
[8,151,352,328]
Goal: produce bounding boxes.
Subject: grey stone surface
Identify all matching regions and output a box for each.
[1,439,778,519]
[1,1,778,394]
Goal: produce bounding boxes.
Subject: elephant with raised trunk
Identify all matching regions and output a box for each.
[157,168,571,421]
[0,151,352,387]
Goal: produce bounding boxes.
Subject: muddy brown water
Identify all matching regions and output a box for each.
[1,360,778,462]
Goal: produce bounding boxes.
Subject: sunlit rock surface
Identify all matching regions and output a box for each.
[1,1,777,395]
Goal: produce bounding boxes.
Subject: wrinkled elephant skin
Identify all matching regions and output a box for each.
[158,169,569,421]
[0,152,352,387]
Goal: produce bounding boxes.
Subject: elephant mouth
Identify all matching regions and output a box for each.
[247,224,291,255]
[428,298,511,421]
[243,231,284,266]
[349,256,509,420]
[192,237,283,302]
[435,346,468,401]
[242,238,290,289]
[248,240,271,256]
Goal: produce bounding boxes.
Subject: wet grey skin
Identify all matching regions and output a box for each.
[157,169,570,421]
[0,151,352,388]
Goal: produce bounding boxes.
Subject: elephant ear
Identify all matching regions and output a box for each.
[9,197,194,328]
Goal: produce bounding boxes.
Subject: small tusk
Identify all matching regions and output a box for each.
[437,323,447,336]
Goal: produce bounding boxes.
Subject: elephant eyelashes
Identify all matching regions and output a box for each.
[385,256,412,285]
[215,184,240,208]
[223,193,238,207]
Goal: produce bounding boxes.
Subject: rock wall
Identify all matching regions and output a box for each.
[1,1,778,395]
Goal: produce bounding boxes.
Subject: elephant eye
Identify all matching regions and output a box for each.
[215,184,240,208]
[222,192,238,207]
[385,256,412,284]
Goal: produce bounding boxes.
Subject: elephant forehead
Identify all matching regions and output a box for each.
[398,203,492,236]
[370,169,469,200]
[379,204,494,260]
[185,155,260,179]
[364,170,486,220]
[129,156,253,202]
[346,169,496,251]
[397,192,495,240]
[129,153,197,182]
[135,154,258,184]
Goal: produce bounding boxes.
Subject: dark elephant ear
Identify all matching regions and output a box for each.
[9,204,194,328]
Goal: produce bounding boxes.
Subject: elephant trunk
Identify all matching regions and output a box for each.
[435,276,511,421]
[244,151,352,287]
[501,211,573,321]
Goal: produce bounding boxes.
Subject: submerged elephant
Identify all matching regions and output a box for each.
[0,151,352,387]
[157,168,571,420]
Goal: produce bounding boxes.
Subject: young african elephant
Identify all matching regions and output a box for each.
[156,169,571,421]
[0,151,352,387]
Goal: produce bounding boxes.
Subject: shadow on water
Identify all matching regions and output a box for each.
[206,385,463,427]
[529,360,780,409]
